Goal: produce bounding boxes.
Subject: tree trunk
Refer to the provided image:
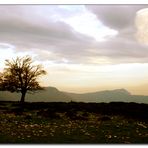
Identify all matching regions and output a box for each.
[20,92,26,103]
[20,91,26,110]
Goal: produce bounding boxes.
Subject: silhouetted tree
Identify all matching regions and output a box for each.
[0,56,47,104]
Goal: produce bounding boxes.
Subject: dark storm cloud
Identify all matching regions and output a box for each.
[84,5,148,63]
[86,5,148,30]
[86,5,148,43]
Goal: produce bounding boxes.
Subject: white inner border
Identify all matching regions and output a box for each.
[0,0,148,4]
[0,1,147,148]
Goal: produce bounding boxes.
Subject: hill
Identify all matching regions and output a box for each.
[64,88,148,104]
[1,87,148,103]
[0,101,148,143]
[0,87,71,102]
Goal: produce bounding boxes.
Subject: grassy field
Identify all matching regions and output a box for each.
[0,101,148,144]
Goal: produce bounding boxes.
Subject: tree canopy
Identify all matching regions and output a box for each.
[0,55,47,103]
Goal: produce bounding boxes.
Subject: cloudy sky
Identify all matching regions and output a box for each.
[1,5,148,95]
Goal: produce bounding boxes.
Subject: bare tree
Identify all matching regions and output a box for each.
[0,55,47,104]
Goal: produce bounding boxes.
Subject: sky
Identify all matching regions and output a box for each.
[1,5,148,95]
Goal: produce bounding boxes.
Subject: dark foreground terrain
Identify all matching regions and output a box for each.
[0,101,148,144]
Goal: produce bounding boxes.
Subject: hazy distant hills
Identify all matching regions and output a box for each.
[0,87,71,102]
[0,87,148,104]
[65,89,148,103]
[65,89,131,102]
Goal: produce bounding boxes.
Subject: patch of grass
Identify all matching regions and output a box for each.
[0,101,148,144]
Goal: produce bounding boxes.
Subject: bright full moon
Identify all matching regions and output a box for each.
[136,8,148,45]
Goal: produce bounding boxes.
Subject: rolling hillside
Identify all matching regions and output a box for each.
[0,87,148,103]
[0,87,71,102]
[64,89,148,104]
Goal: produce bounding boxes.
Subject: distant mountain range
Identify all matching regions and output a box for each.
[0,87,71,102]
[0,87,148,104]
[65,89,148,103]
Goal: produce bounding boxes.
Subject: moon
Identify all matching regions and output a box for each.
[135,8,148,45]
